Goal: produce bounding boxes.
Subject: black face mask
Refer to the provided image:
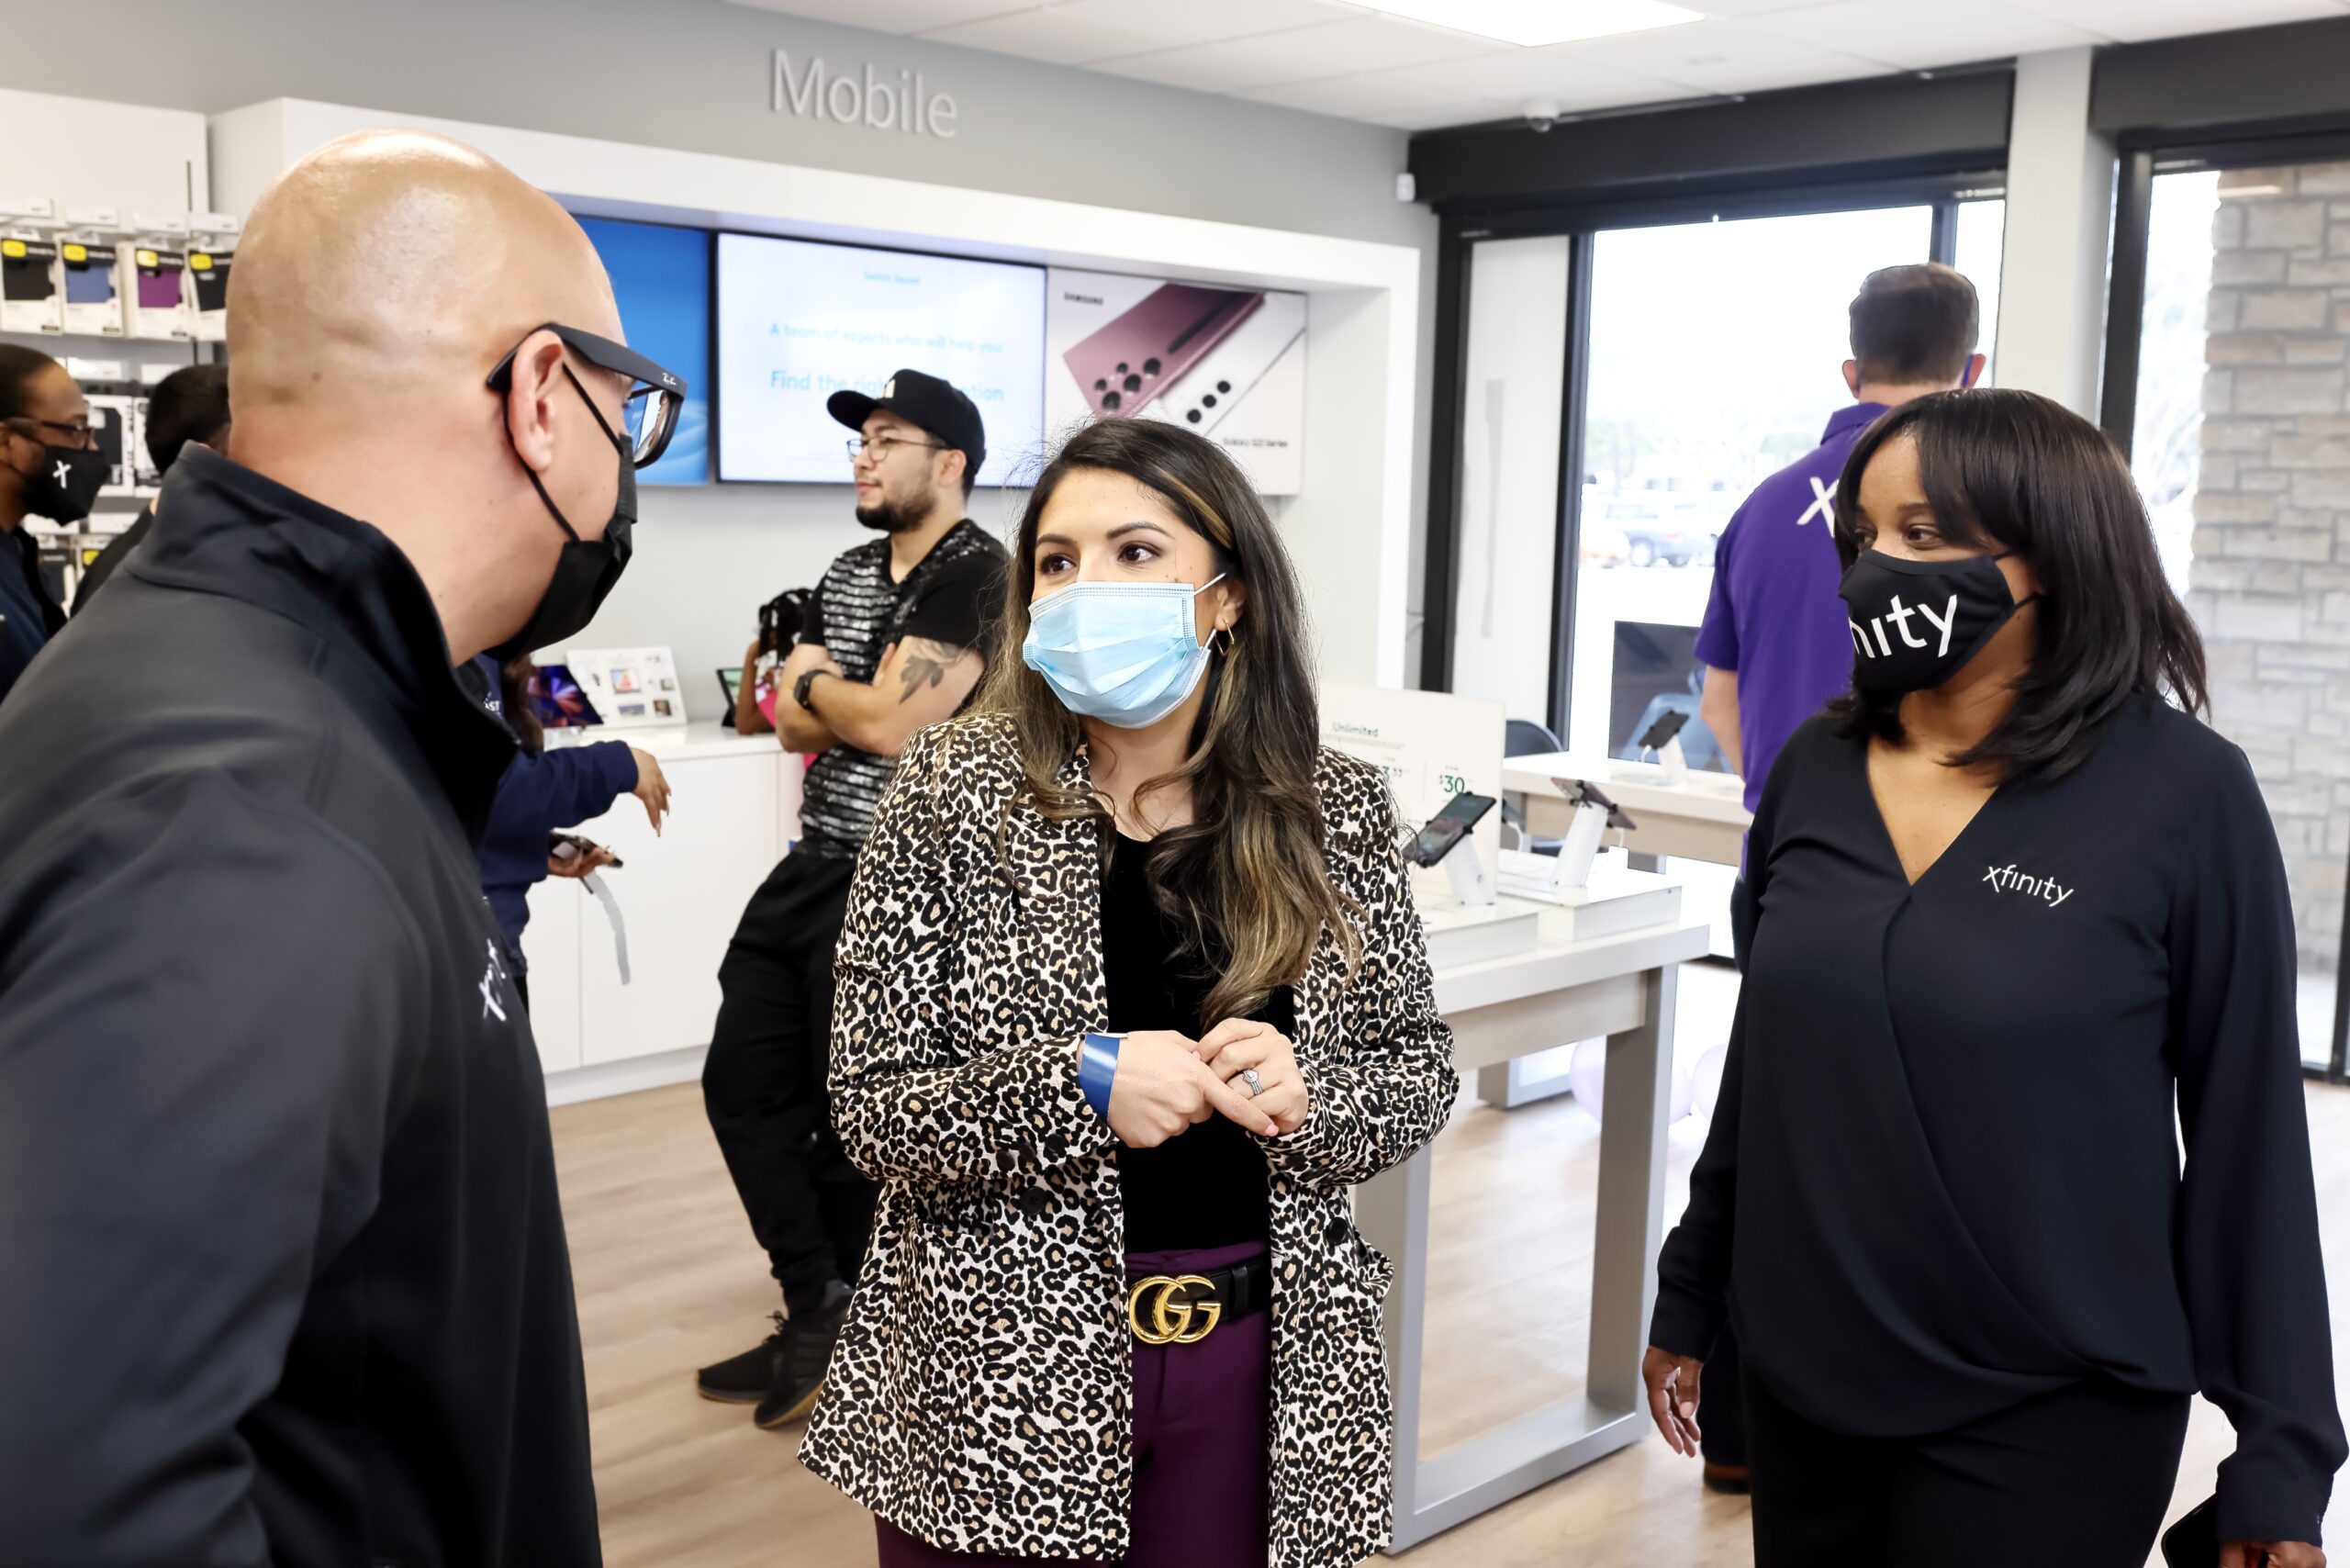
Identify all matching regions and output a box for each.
[1839,549,2034,697]
[487,366,634,664]
[17,441,107,524]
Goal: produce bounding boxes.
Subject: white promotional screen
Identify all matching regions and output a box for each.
[716,232,1046,485]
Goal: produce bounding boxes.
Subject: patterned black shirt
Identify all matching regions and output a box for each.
[795,519,1006,859]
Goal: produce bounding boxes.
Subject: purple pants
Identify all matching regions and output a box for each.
[874,1240,1272,1568]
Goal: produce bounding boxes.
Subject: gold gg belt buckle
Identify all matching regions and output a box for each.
[1128,1273,1221,1345]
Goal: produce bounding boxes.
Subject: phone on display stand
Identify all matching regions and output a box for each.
[1404,790,1496,868]
[1637,710,1690,753]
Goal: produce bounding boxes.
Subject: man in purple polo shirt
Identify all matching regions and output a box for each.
[1684,261,1982,1495]
[1698,262,1984,967]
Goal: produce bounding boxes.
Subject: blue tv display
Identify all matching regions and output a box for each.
[577,215,711,485]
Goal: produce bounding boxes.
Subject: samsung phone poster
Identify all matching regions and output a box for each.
[716,233,1045,486]
[1045,268,1305,495]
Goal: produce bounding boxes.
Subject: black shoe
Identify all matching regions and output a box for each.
[695,1312,787,1404]
[755,1280,852,1429]
[1702,1462,1751,1495]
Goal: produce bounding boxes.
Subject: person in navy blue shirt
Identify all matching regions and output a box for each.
[1686,263,1985,1494]
[460,652,671,1003]
[0,346,98,705]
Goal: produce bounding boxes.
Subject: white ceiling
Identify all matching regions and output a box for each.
[726,0,2350,131]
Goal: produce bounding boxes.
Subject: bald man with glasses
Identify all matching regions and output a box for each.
[0,129,687,1566]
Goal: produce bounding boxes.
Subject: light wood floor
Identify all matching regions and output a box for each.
[552,966,2350,1566]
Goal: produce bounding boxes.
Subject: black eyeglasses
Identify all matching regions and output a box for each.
[4,417,96,451]
[846,434,946,461]
[487,322,687,469]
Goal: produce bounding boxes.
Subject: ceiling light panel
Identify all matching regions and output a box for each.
[1349,0,1702,48]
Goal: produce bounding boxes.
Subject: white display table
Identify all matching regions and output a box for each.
[1360,913,1715,1552]
[522,723,802,1104]
[1502,752,1752,868]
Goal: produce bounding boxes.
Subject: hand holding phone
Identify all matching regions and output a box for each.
[549,832,621,878]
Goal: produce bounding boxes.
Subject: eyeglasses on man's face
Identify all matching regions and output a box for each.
[847,434,946,463]
[5,417,96,451]
[486,322,688,470]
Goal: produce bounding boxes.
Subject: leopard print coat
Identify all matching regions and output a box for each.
[800,712,1458,1567]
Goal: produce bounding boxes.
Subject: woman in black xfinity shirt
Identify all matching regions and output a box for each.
[1645,389,2344,1567]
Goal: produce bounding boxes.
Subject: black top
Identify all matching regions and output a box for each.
[1102,831,1292,1251]
[0,447,600,1566]
[795,519,1005,859]
[0,521,65,706]
[1652,703,2344,1546]
[70,504,154,614]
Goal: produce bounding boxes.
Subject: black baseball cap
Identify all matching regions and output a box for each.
[828,368,987,480]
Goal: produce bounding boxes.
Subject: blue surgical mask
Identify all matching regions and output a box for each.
[1022,573,1227,729]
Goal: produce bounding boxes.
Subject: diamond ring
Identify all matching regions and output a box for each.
[1240,1069,1264,1098]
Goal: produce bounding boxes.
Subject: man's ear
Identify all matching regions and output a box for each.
[1841,359,1863,398]
[501,330,569,476]
[938,445,968,495]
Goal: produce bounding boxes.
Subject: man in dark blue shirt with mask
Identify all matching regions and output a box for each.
[0,345,98,704]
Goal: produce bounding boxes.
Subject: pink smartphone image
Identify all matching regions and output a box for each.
[1063,284,1263,419]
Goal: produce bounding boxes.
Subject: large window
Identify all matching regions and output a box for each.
[1442,196,2006,766]
[2114,156,2350,1074]
[1564,206,1939,762]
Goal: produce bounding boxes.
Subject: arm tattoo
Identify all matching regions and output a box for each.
[895,637,973,703]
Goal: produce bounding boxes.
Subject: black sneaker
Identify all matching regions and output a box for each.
[695,1312,787,1404]
[754,1280,852,1429]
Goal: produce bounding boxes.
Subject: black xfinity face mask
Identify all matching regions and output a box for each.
[1839,550,2034,697]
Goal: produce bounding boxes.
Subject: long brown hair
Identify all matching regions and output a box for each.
[499,655,544,752]
[977,420,1357,1020]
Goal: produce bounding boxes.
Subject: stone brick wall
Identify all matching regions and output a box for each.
[2191,164,2350,977]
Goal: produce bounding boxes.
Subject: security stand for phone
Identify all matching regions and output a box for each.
[1355,905,1707,1552]
[1438,834,1494,906]
[1647,734,1689,786]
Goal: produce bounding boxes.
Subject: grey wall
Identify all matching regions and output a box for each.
[6,0,1436,713]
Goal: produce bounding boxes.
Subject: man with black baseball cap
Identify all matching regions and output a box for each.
[699,368,1007,1428]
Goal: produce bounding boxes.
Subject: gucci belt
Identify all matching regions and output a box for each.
[1126,1259,1270,1345]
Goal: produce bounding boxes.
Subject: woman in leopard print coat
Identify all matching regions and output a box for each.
[800,420,1458,1568]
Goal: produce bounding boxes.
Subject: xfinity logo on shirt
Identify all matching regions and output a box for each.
[1796,475,1834,527]
[1851,592,1959,661]
[1985,863,2075,909]
[479,936,513,1022]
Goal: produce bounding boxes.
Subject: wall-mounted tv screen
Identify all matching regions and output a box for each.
[576,216,711,486]
[714,231,1045,486]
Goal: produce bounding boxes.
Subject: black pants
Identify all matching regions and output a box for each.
[702,850,876,1317]
[1697,875,1762,1470]
[1745,1372,2189,1568]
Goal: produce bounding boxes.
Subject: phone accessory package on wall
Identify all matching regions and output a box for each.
[187,213,239,342]
[1,196,62,334]
[127,214,191,341]
[61,212,123,338]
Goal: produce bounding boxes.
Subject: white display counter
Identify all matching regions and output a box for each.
[522,723,802,1105]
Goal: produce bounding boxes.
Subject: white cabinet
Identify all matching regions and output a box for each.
[520,873,584,1076]
[575,749,782,1066]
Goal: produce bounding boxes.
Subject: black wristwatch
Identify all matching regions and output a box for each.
[794,667,827,711]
